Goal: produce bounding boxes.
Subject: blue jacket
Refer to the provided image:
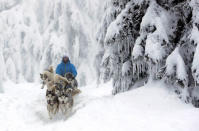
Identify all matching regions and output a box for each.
[56,60,77,77]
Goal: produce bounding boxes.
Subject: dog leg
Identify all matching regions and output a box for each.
[59,105,63,114]
[52,108,55,116]
[41,85,45,89]
[53,104,59,115]
[56,104,59,114]
[48,110,53,119]
[68,98,74,108]
[49,113,53,119]
[62,105,65,114]
[61,104,67,115]
[64,107,68,116]
[47,105,54,119]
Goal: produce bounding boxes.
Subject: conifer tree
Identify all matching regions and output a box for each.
[97,0,199,107]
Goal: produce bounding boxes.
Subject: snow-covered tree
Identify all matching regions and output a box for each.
[0,0,106,86]
[97,0,199,107]
[97,0,149,94]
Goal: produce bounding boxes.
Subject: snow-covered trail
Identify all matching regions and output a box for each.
[0,81,199,131]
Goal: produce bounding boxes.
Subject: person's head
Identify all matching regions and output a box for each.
[62,55,69,63]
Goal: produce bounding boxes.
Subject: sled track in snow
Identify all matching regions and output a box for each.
[0,81,199,131]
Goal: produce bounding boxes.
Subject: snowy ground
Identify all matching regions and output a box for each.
[0,81,199,131]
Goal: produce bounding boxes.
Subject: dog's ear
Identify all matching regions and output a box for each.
[40,73,43,78]
[48,66,54,73]
[52,85,57,90]
[44,74,47,79]
[68,88,73,93]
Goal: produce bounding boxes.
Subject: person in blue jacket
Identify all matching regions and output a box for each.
[56,55,77,78]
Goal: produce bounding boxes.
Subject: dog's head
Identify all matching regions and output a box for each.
[65,73,74,81]
[46,93,54,102]
[40,66,54,81]
[48,66,54,73]
[58,95,69,104]
[40,73,47,81]
[71,79,78,88]
[46,90,54,98]
[46,94,52,100]
[65,88,73,94]
[57,87,71,104]
[55,88,62,97]
[47,95,58,105]
[54,83,63,96]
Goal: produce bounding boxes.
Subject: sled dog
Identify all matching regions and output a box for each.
[46,88,59,119]
[40,66,70,89]
[55,85,74,115]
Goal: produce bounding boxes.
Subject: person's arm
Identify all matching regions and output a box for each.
[71,64,77,77]
[56,64,63,76]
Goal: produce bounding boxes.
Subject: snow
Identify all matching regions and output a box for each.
[190,0,199,84]
[1,0,199,130]
[0,0,19,12]
[145,34,166,61]
[122,60,131,76]
[5,57,17,83]
[132,36,145,60]
[166,47,187,82]
[190,0,199,23]
[141,2,171,40]
[0,0,106,86]
[104,1,133,44]
[0,81,198,131]
[190,26,199,45]
[141,1,171,62]
[0,43,5,91]
[105,20,120,43]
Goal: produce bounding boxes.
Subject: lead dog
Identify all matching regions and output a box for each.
[54,85,74,115]
[46,88,59,119]
[40,66,70,89]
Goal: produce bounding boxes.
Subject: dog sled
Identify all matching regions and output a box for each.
[40,66,81,119]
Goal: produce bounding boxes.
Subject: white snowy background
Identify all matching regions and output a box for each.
[0,0,199,131]
[0,0,106,86]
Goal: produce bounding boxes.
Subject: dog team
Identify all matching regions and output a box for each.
[40,56,80,119]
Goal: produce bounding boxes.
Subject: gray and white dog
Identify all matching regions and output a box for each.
[54,83,74,115]
[46,89,59,119]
